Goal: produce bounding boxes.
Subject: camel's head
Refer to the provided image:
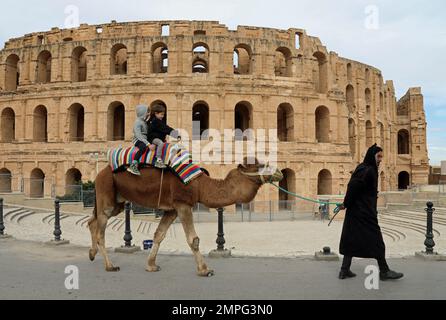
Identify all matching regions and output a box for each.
[237,157,283,185]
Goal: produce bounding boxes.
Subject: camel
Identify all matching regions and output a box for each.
[88,157,283,276]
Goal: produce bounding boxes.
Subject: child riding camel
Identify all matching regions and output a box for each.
[147,104,180,169]
[128,104,152,176]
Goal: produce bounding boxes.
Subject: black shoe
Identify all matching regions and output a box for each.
[380,270,404,281]
[339,270,357,279]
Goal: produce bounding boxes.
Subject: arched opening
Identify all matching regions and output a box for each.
[398,130,410,154]
[5,54,20,91]
[365,68,370,83]
[347,63,352,82]
[378,122,384,147]
[110,44,127,75]
[380,171,385,192]
[192,43,209,73]
[30,168,45,198]
[275,47,292,77]
[71,46,87,82]
[279,169,296,210]
[348,118,356,158]
[346,85,355,114]
[36,50,52,83]
[234,102,253,140]
[192,102,209,140]
[68,103,84,141]
[313,52,328,93]
[107,102,125,141]
[65,168,82,196]
[1,108,15,142]
[152,42,168,73]
[398,171,410,190]
[233,44,252,75]
[365,88,372,105]
[366,121,373,147]
[33,105,48,142]
[0,168,12,193]
[318,169,332,195]
[315,106,330,143]
[277,103,294,141]
[150,100,168,124]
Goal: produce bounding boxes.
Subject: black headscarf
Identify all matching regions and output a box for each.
[362,143,383,171]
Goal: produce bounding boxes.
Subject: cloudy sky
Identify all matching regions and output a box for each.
[1,0,445,164]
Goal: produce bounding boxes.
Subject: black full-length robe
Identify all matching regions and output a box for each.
[339,145,386,258]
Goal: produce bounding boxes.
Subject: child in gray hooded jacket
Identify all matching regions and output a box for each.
[127,104,150,175]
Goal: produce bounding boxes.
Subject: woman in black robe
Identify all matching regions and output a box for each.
[338,144,404,281]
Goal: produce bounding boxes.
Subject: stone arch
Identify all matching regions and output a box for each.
[30,168,45,198]
[152,42,168,73]
[192,101,209,140]
[279,168,296,210]
[313,51,328,93]
[346,85,355,114]
[1,107,15,142]
[277,103,294,142]
[275,47,292,77]
[234,101,253,140]
[365,68,370,83]
[5,54,20,91]
[0,168,12,193]
[318,169,332,195]
[71,46,87,82]
[348,118,356,158]
[233,44,252,75]
[377,122,384,147]
[315,106,330,143]
[398,129,410,154]
[107,102,125,141]
[68,103,84,141]
[192,43,209,73]
[365,88,372,105]
[347,63,352,82]
[65,168,82,196]
[33,105,48,142]
[110,44,127,75]
[398,171,410,190]
[366,120,373,147]
[36,50,52,83]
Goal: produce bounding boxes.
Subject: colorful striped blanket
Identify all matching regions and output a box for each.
[107,143,203,185]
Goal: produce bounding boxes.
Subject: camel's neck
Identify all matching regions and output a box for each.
[196,172,261,208]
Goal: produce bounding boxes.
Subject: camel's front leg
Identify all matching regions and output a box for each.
[146,210,178,272]
[177,206,214,277]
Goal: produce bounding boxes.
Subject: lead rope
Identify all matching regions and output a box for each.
[268,181,343,226]
[157,168,164,209]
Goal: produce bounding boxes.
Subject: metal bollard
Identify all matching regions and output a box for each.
[53,200,62,241]
[123,202,133,247]
[209,207,231,258]
[424,202,436,254]
[0,198,5,236]
[46,200,69,245]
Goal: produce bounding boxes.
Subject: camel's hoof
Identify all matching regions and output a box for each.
[199,270,215,277]
[89,249,97,261]
[106,266,120,272]
[146,265,161,272]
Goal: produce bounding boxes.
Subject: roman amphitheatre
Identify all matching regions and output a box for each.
[0,20,429,213]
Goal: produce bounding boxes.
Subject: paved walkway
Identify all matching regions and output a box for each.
[2,205,446,258]
[0,239,445,300]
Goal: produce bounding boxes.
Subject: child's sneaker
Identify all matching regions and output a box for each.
[155,158,167,169]
[127,161,141,175]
